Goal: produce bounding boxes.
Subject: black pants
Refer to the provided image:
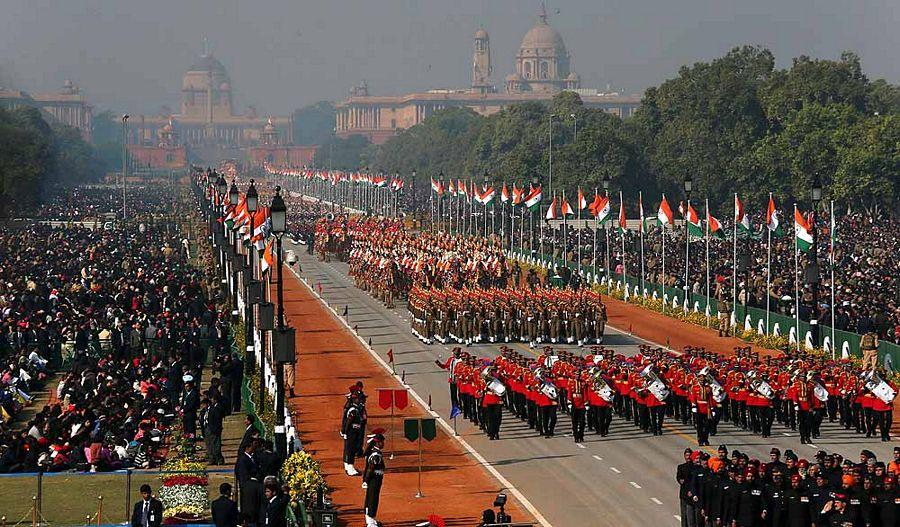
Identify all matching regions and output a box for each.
[696,412,709,445]
[449,382,459,410]
[650,405,665,435]
[597,406,612,436]
[571,407,586,441]
[343,432,360,464]
[797,409,812,442]
[486,403,502,439]
[760,406,774,437]
[877,410,892,440]
[540,405,557,436]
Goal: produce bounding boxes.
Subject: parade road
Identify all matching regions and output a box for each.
[287,241,895,527]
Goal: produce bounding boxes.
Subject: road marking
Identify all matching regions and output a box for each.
[291,268,554,527]
[808,443,818,449]
[576,443,586,449]
[673,515,681,522]
[610,467,621,474]
[592,455,603,461]
[629,481,642,489]
[782,432,791,436]
[651,498,663,505]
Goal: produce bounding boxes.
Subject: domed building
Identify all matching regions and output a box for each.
[507,7,579,94]
[126,49,316,169]
[335,8,639,145]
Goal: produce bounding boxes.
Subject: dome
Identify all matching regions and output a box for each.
[519,18,566,54]
[474,27,488,40]
[188,53,228,74]
[263,117,276,132]
[505,72,524,82]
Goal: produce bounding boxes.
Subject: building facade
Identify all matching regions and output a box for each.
[335,8,640,144]
[0,80,94,142]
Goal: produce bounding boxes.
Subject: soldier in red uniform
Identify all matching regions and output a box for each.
[567,372,587,442]
[691,377,715,446]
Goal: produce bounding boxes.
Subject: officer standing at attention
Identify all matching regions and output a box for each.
[362,432,386,527]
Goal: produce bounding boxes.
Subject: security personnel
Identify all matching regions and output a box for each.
[341,391,364,476]
[435,348,462,410]
[361,432,386,527]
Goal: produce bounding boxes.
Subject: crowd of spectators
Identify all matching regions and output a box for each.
[0,188,227,473]
[518,209,900,343]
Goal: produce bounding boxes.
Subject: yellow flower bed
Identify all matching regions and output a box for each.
[281,451,328,506]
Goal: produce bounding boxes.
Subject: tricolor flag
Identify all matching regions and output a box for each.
[577,188,587,211]
[545,197,559,220]
[501,184,510,204]
[448,179,457,196]
[766,194,782,236]
[617,196,627,233]
[480,185,496,206]
[512,184,524,206]
[431,177,444,196]
[707,210,725,239]
[261,238,275,274]
[458,179,468,201]
[590,195,611,223]
[638,192,648,233]
[686,204,703,238]
[561,196,575,217]
[657,195,674,227]
[794,206,813,252]
[524,184,543,210]
[734,194,751,234]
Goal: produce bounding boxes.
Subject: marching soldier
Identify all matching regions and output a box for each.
[568,371,587,442]
[691,377,715,446]
[435,348,462,411]
[594,301,607,344]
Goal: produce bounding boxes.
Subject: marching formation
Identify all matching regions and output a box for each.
[436,344,897,446]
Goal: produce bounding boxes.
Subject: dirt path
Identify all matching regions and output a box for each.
[600,294,782,358]
[282,269,532,527]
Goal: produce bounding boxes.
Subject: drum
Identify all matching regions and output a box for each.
[647,380,670,401]
[869,381,897,404]
[541,383,558,401]
[598,385,615,403]
[813,383,829,402]
[487,379,507,396]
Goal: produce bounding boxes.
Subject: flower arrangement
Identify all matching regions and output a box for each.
[280,451,327,507]
[159,438,208,523]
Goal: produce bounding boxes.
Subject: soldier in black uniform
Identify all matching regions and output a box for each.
[362,432,386,527]
[341,391,364,476]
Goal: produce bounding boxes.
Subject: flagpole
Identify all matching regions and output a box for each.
[766,192,772,335]
[732,193,738,331]
[577,190,582,275]
[620,191,626,298]
[605,219,611,296]
[685,198,691,312]
[705,197,711,328]
[794,203,800,352]
[661,213,666,314]
[830,199,835,359]
[639,191,645,303]
[593,189,598,283]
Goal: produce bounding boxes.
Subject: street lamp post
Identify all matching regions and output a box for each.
[809,175,823,347]
[122,114,129,222]
[684,176,693,310]
[548,114,555,196]
[246,180,259,394]
[229,180,240,321]
[602,174,610,294]
[570,113,577,143]
[270,186,289,459]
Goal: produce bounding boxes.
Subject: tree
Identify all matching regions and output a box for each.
[313,134,374,170]
[292,101,336,146]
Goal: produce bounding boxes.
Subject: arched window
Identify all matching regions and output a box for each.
[540,61,549,79]
[523,61,533,79]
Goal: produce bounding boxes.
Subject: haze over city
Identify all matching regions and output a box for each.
[2,0,897,114]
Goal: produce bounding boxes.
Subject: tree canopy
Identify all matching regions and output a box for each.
[362,46,898,215]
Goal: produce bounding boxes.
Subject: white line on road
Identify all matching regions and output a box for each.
[592,455,603,461]
[808,444,818,449]
[576,443,586,449]
[610,467,621,474]
[629,482,642,489]
[782,432,791,436]
[674,515,681,522]
[651,498,663,505]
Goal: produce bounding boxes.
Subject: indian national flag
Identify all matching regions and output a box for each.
[638,192,649,233]
[577,188,587,211]
[794,206,813,252]
[448,179,457,196]
[591,195,611,223]
[501,184,510,204]
[260,238,275,274]
[766,194,782,236]
[545,197,559,220]
[707,210,725,239]
[657,194,674,227]
[457,179,468,200]
[480,185,496,206]
[524,184,543,210]
[561,196,575,217]
[686,204,703,238]
[617,195,627,233]
[431,177,444,196]
[512,184,524,206]
[734,194,751,234]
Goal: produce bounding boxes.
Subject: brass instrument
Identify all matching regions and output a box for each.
[639,364,670,401]
[698,366,727,403]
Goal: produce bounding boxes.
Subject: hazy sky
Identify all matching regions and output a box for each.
[1,0,897,115]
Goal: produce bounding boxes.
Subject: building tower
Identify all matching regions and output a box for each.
[471,26,493,94]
